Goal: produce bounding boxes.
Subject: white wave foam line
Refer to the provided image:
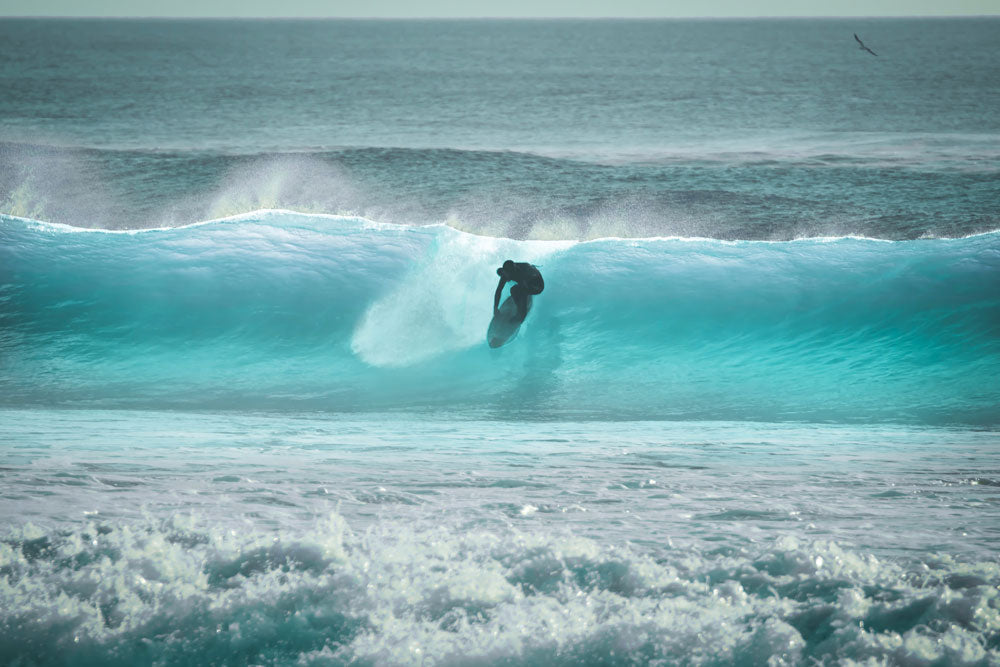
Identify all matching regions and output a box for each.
[1,516,997,665]
[0,209,394,235]
[3,210,1000,244]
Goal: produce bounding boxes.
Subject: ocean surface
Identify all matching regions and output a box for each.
[1,17,999,665]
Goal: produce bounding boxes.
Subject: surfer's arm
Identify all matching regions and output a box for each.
[493,277,507,314]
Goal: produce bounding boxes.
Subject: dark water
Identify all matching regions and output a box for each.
[1,18,998,238]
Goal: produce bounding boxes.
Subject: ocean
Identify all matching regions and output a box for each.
[1,17,999,665]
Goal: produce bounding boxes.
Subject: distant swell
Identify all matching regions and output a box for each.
[2,211,998,424]
[3,141,999,241]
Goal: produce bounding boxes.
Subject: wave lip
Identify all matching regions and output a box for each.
[2,211,999,424]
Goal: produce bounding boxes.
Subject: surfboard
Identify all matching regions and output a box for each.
[487,295,532,348]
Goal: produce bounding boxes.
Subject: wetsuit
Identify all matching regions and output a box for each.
[494,260,544,322]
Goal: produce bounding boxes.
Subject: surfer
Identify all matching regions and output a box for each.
[494,260,544,323]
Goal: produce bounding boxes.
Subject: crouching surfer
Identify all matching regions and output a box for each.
[494,259,544,324]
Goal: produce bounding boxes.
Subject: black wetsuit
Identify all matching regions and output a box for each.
[494,261,544,322]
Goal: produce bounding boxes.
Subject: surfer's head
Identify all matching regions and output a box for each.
[498,260,515,277]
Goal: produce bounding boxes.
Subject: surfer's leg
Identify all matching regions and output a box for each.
[510,284,529,322]
[526,272,544,295]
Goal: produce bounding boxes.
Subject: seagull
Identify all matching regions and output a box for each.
[854,33,878,57]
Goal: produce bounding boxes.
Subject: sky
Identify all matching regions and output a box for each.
[1,0,999,17]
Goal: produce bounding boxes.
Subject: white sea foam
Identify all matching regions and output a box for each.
[1,515,997,666]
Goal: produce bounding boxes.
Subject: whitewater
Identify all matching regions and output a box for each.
[2,16,1000,667]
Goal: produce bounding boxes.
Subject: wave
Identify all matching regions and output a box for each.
[3,513,997,666]
[2,211,998,424]
[538,131,1000,170]
[4,141,999,241]
[9,132,1000,169]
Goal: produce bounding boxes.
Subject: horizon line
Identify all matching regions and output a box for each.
[2,14,999,20]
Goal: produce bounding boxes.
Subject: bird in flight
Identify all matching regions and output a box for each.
[854,33,878,56]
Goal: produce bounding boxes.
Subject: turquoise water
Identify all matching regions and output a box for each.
[2,18,999,666]
[2,213,999,423]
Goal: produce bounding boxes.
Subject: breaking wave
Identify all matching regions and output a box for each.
[1,514,997,666]
[1,211,998,423]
